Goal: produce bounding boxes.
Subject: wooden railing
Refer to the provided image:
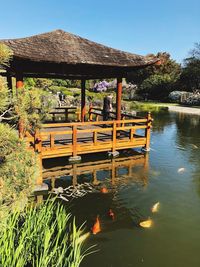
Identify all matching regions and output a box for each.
[32,113,152,159]
[88,106,144,122]
[47,106,143,123]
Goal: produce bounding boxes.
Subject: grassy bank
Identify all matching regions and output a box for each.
[126,101,178,112]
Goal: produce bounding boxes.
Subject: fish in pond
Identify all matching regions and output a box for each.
[91,216,101,235]
[177,168,185,173]
[108,209,115,220]
[101,187,108,193]
[151,202,160,213]
[139,218,153,228]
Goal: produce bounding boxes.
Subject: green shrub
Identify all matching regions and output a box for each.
[0,123,38,223]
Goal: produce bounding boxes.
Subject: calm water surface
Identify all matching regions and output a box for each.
[44,111,200,267]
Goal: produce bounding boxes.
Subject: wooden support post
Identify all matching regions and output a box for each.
[108,121,119,157]
[81,79,86,122]
[16,73,24,89]
[69,125,81,162]
[144,112,152,151]
[116,77,122,121]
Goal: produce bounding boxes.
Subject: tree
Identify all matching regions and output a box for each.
[128,52,181,100]
[180,43,200,91]
[0,45,38,223]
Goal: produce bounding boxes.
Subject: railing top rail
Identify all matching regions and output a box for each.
[54,106,77,110]
[42,118,148,128]
[90,106,145,119]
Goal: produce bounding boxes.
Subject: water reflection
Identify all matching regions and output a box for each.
[42,111,200,267]
[43,151,149,190]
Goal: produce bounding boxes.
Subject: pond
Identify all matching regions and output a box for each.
[44,110,200,267]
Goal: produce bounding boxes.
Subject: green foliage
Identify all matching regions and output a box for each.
[180,43,200,91]
[24,78,36,88]
[0,198,92,267]
[0,44,12,116]
[14,87,54,130]
[49,85,74,96]
[128,52,181,100]
[0,77,9,114]
[0,44,13,67]
[0,123,38,223]
[140,74,177,100]
[35,78,53,89]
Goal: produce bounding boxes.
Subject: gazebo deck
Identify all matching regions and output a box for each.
[28,113,151,160]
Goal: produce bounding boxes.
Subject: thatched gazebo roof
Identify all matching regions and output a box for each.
[1,30,159,79]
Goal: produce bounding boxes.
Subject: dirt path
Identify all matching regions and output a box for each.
[167,105,200,115]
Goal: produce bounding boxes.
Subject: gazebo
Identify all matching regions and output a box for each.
[1,29,159,122]
[0,30,158,183]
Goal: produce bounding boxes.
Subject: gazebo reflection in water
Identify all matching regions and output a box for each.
[43,150,149,191]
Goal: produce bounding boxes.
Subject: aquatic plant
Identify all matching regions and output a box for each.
[0,198,93,267]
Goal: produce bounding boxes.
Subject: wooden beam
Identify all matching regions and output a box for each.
[81,79,86,122]
[116,77,122,121]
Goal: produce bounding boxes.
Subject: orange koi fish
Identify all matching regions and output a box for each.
[91,216,101,235]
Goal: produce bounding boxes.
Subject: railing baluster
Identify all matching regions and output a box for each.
[93,131,97,145]
[130,127,135,142]
[50,133,55,149]
[112,122,116,152]
[89,105,93,121]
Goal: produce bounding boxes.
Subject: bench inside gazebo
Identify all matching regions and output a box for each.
[1,29,159,182]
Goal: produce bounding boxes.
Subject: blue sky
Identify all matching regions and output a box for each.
[0,0,199,63]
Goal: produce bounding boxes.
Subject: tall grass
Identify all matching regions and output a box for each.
[0,198,92,267]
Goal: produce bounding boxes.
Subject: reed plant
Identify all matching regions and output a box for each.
[0,198,92,267]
